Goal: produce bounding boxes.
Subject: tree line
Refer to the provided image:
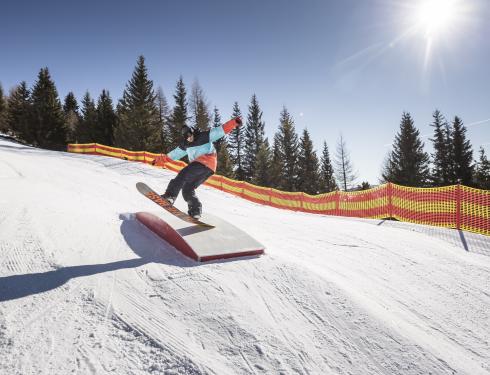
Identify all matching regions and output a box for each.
[382,111,490,189]
[0,55,488,192]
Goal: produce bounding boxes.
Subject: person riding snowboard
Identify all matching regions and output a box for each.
[153,117,242,219]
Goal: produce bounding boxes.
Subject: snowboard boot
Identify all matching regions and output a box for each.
[188,205,202,220]
[161,193,175,205]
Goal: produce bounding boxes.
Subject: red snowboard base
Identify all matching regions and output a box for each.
[135,212,265,262]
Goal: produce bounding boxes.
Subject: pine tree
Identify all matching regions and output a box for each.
[243,94,266,181]
[212,106,223,153]
[155,86,170,152]
[319,141,338,193]
[63,92,78,114]
[451,116,473,185]
[213,106,221,129]
[430,110,453,186]
[0,84,8,133]
[334,135,358,191]
[7,82,32,143]
[30,67,67,150]
[114,55,161,152]
[213,107,234,178]
[269,133,283,189]
[96,90,116,145]
[382,112,430,187]
[167,76,189,150]
[275,107,299,191]
[190,80,211,132]
[474,147,490,190]
[75,92,97,143]
[63,92,80,143]
[228,102,245,180]
[253,139,272,187]
[297,128,320,194]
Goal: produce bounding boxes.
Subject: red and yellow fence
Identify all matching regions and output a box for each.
[68,143,490,236]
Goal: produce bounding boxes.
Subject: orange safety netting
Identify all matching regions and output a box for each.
[68,143,490,236]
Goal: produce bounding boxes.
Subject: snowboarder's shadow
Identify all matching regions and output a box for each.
[0,258,149,302]
[0,219,188,303]
[0,216,162,302]
[0,215,250,302]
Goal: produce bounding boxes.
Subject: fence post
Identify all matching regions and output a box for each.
[456,183,462,230]
[335,191,341,216]
[240,182,245,199]
[387,182,393,219]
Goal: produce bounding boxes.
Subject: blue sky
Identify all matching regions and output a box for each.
[2,0,489,183]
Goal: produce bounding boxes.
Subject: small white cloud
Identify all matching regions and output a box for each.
[299,112,304,117]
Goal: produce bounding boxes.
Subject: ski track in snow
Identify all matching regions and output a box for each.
[1,137,490,375]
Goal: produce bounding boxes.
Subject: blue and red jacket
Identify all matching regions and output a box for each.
[167,118,240,172]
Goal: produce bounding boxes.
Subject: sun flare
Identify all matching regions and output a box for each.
[416,0,459,38]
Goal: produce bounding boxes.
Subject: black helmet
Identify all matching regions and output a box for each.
[181,125,195,138]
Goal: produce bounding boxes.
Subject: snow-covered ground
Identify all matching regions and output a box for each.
[1,136,489,375]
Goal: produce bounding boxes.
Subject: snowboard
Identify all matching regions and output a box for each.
[136,182,214,228]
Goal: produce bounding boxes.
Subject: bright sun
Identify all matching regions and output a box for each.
[416,0,459,38]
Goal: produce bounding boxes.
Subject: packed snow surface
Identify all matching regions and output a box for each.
[1,137,489,375]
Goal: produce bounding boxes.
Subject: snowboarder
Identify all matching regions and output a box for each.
[152,117,242,219]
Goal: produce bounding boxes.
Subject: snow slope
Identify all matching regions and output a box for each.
[1,137,489,375]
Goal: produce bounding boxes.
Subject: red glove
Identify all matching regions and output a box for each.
[223,117,243,134]
[152,154,170,166]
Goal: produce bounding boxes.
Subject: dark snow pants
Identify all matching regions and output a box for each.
[164,162,214,215]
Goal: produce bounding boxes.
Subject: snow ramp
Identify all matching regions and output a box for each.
[135,211,265,262]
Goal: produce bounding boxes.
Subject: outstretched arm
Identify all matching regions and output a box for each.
[209,117,242,143]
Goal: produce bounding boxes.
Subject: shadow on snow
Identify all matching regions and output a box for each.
[0,214,255,302]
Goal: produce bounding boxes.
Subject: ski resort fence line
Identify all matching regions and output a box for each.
[67,143,490,236]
